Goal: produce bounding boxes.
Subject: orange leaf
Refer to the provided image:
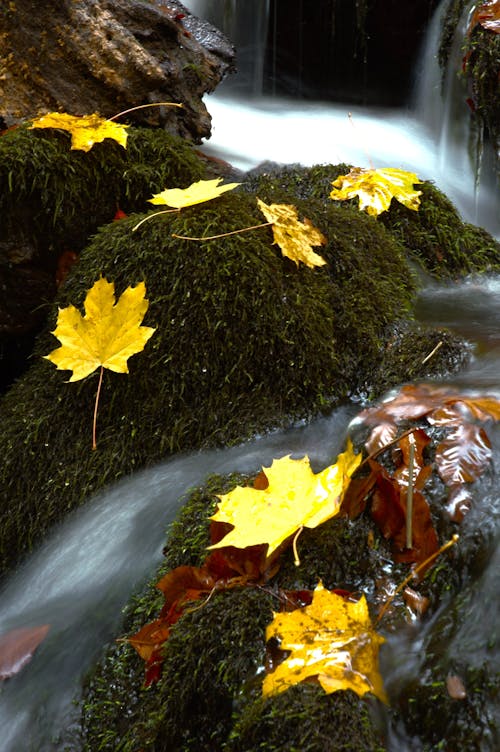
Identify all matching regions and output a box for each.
[0,624,50,680]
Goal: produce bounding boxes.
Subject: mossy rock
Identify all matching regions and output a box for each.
[0,187,431,576]
[244,163,500,278]
[0,123,206,260]
[81,472,391,751]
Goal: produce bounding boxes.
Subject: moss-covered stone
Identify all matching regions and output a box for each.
[0,123,206,259]
[0,187,425,576]
[81,472,390,751]
[244,163,500,278]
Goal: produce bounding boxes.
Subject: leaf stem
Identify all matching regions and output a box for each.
[406,434,415,549]
[172,222,273,241]
[376,534,459,623]
[292,525,304,567]
[108,102,183,122]
[132,208,180,232]
[92,365,104,450]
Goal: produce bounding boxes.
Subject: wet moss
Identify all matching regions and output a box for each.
[0,123,206,259]
[0,189,419,576]
[244,163,500,279]
[81,471,389,752]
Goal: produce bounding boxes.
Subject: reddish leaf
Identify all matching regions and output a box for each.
[435,423,492,485]
[468,1,500,34]
[365,422,398,455]
[358,384,452,425]
[128,619,171,663]
[445,485,473,522]
[403,587,430,617]
[0,624,50,680]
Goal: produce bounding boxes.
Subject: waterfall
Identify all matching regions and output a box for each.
[185,0,499,239]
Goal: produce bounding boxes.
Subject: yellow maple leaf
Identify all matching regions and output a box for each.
[30,112,129,152]
[257,198,327,268]
[330,167,422,217]
[262,582,387,702]
[45,277,155,381]
[208,441,362,558]
[148,178,241,209]
[45,277,156,448]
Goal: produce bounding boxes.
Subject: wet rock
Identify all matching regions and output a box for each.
[0,0,235,142]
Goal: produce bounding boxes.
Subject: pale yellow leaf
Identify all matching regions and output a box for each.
[330,167,422,217]
[30,112,128,151]
[263,582,387,702]
[148,178,241,209]
[257,198,327,267]
[45,277,156,381]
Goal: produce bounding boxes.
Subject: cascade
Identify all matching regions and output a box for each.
[184,0,499,238]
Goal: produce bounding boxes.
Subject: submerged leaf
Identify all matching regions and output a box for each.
[208,442,362,559]
[148,177,240,209]
[45,277,156,382]
[257,198,327,267]
[0,624,50,681]
[30,112,128,151]
[263,582,386,701]
[330,167,422,217]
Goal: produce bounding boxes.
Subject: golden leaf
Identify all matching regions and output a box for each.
[30,112,128,152]
[263,582,387,702]
[148,178,241,209]
[257,198,327,268]
[45,277,156,382]
[330,167,422,217]
[208,441,362,558]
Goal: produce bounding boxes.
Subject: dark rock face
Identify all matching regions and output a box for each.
[0,0,235,141]
[264,0,441,105]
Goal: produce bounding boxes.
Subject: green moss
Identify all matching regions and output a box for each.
[244,163,500,279]
[0,189,420,575]
[0,123,206,259]
[81,471,389,751]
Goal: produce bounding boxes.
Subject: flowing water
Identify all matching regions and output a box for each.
[1,2,499,749]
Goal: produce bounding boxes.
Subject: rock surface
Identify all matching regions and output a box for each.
[0,0,235,141]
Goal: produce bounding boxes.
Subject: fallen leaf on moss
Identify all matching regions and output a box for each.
[148,177,241,209]
[263,582,387,701]
[257,198,327,267]
[329,167,422,216]
[45,277,156,448]
[30,112,129,151]
[208,442,362,559]
[0,624,50,681]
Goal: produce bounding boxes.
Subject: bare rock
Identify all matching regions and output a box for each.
[0,0,235,142]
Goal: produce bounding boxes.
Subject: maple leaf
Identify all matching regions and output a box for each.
[256,198,327,268]
[330,167,422,217]
[0,624,50,680]
[30,112,128,152]
[148,178,241,209]
[262,582,387,702]
[45,277,156,447]
[207,442,362,559]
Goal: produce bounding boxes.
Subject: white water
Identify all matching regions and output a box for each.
[187,0,499,238]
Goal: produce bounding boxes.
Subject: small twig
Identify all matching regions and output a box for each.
[172,222,273,242]
[376,534,459,623]
[108,102,183,121]
[92,365,104,450]
[421,340,443,365]
[132,208,180,232]
[406,433,415,549]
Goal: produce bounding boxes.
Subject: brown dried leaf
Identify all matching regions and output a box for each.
[435,423,492,485]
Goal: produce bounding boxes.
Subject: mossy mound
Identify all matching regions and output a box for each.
[81,472,390,751]
[0,188,427,576]
[243,163,500,278]
[0,123,206,259]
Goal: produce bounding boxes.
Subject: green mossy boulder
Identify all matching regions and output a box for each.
[0,186,432,576]
[81,473,391,751]
[244,163,500,278]
[0,124,207,259]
